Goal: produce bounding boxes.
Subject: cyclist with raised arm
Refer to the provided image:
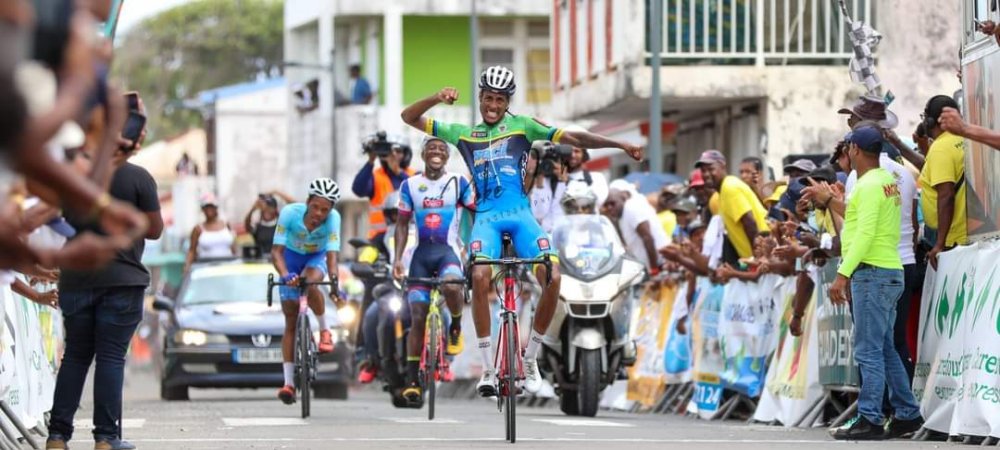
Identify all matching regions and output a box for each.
[271,177,343,405]
[401,66,643,396]
[393,136,476,402]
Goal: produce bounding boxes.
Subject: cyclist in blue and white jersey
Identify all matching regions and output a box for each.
[271,177,342,405]
[401,66,644,396]
[392,135,476,401]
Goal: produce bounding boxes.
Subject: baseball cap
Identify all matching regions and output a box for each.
[782,159,817,175]
[688,169,706,187]
[764,184,788,206]
[694,150,726,168]
[845,126,883,154]
[668,197,697,213]
[802,164,838,185]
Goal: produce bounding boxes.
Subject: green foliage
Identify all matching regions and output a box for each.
[111,0,284,141]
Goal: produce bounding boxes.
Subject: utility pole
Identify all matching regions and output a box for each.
[649,0,663,172]
[470,0,479,127]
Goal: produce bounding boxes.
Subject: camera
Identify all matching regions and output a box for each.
[532,141,573,178]
[363,131,394,158]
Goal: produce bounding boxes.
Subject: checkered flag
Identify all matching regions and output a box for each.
[840,0,883,97]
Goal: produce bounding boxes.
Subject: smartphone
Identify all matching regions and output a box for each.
[124,92,140,112]
[121,112,147,150]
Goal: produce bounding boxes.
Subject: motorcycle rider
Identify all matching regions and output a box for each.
[356,192,414,383]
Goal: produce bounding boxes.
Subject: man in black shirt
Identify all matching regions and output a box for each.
[48,155,163,450]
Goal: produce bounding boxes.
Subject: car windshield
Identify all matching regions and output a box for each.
[181,266,272,306]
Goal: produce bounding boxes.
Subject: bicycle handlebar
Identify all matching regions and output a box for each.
[468,254,554,285]
[266,273,339,307]
[402,277,467,287]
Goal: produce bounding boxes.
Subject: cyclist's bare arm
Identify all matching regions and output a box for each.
[393,213,412,277]
[559,130,644,161]
[400,88,459,131]
[325,251,338,280]
[272,244,291,278]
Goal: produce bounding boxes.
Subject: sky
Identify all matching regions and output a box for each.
[115,0,193,35]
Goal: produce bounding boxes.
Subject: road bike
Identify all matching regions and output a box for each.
[402,276,467,420]
[267,274,338,419]
[469,233,553,443]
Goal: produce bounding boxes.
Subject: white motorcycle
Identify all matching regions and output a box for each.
[539,213,644,417]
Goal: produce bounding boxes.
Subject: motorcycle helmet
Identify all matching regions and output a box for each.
[560,182,598,215]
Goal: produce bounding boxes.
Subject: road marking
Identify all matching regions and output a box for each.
[382,417,464,424]
[74,419,145,429]
[129,437,852,444]
[221,417,308,427]
[533,418,635,427]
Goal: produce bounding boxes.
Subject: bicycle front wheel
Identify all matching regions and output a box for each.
[297,314,312,419]
[426,315,439,421]
[504,313,517,443]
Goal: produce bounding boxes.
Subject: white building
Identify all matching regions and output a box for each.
[284,0,554,242]
[551,0,962,178]
[199,79,289,229]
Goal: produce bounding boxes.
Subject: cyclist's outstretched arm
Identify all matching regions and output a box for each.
[400,88,458,130]
[559,129,644,161]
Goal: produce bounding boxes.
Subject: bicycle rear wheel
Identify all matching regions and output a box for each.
[504,313,518,443]
[426,315,439,421]
[297,314,312,419]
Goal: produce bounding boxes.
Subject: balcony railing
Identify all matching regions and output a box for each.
[649,0,874,65]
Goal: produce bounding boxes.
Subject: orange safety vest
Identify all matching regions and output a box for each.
[367,166,415,239]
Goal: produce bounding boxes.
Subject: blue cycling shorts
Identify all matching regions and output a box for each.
[468,204,556,261]
[280,249,327,301]
[406,243,463,304]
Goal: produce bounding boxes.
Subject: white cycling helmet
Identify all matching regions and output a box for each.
[308,177,341,204]
[479,66,516,97]
[561,182,598,215]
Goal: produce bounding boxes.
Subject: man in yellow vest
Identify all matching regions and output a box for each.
[351,131,416,241]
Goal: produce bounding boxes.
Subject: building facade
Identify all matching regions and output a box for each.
[551,0,962,178]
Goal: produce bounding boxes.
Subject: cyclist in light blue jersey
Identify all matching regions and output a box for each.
[272,177,342,405]
[401,66,644,396]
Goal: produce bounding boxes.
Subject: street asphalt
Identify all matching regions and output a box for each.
[51,367,956,450]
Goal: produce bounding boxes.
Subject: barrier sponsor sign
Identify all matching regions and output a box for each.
[718,276,780,397]
[814,261,860,387]
[914,241,1000,438]
[753,276,823,426]
[689,278,724,418]
[627,283,678,407]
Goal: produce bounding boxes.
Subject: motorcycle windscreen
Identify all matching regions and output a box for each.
[551,215,625,281]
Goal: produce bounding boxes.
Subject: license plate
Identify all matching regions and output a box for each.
[232,348,283,364]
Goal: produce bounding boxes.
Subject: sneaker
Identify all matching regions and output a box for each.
[477,370,497,397]
[277,385,296,405]
[446,329,464,355]
[46,437,68,450]
[884,416,924,439]
[94,438,136,450]
[357,361,377,384]
[522,358,543,394]
[401,383,422,403]
[318,330,334,354]
[831,416,885,441]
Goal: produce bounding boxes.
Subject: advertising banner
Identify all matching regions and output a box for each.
[814,260,860,388]
[689,278,725,419]
[914,241,1000,438]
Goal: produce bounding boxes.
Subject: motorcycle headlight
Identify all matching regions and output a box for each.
[388,296,403,313]
[337,304,358,325]
[174,329,227,346]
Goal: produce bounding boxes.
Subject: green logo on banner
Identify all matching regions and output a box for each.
[923,268,1000,342]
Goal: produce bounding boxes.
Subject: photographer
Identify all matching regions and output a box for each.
[351,131,415,241]
[562,126,609,206]
[529,141,572,233]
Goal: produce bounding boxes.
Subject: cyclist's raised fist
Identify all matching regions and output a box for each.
[437,88,459,105]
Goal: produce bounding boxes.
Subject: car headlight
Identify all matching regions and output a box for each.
[174,329,227,346]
